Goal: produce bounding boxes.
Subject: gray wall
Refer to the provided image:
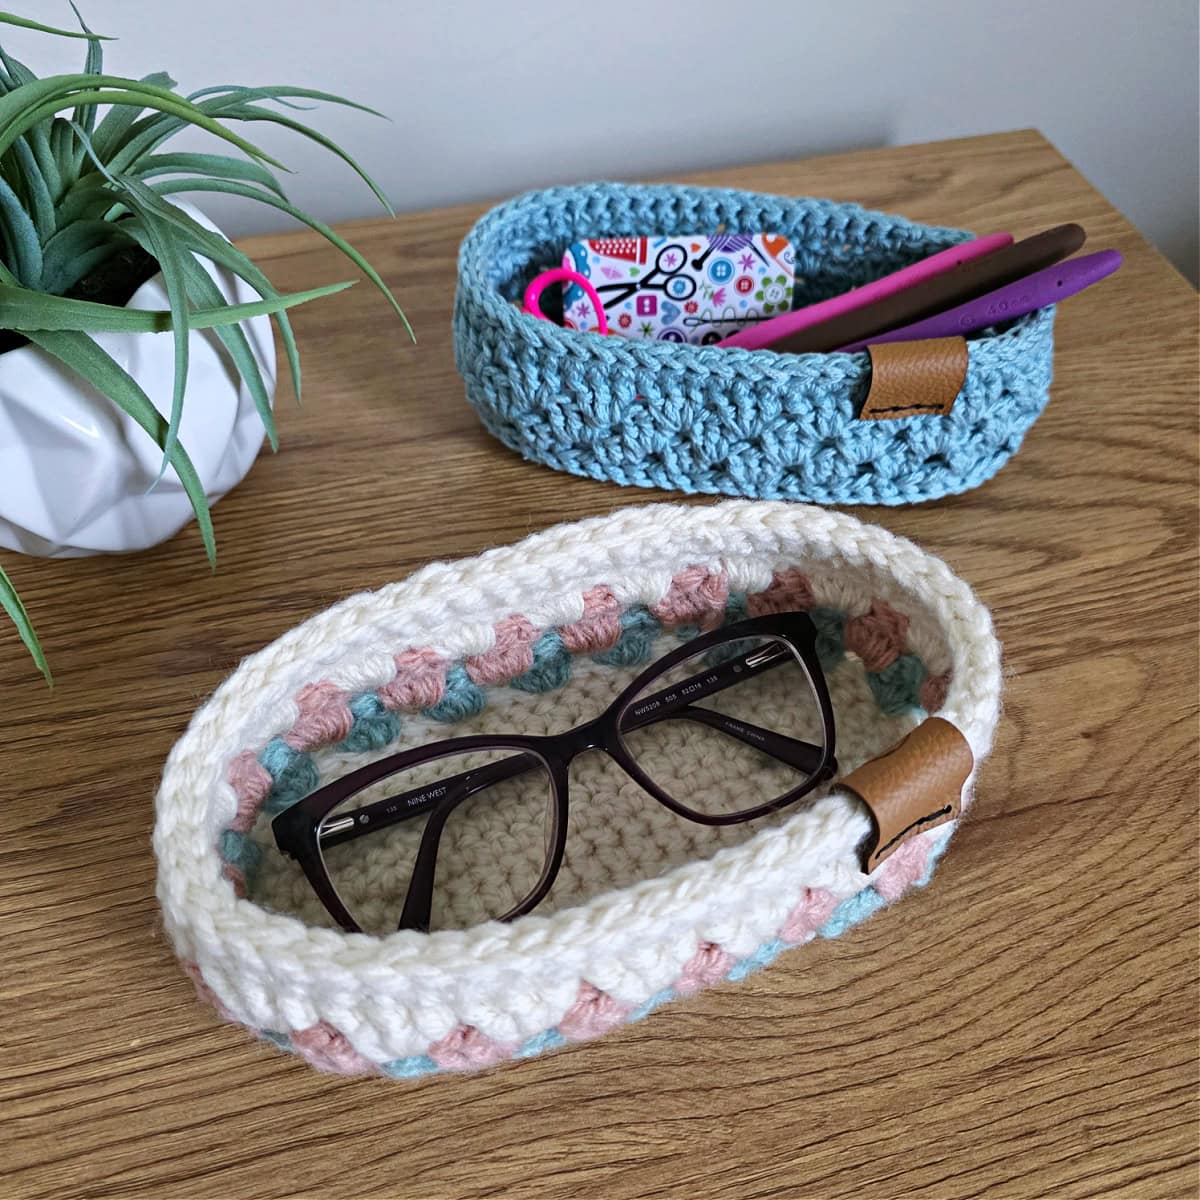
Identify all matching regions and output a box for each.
[11,0,1199,280]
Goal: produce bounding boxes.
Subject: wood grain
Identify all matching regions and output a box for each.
[2,130,1197,1200]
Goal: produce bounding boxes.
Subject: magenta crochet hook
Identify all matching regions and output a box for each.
[836,248,1122,352]
[719,232,1012,350]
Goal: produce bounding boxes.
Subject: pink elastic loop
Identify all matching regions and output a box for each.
[523,267,609,335]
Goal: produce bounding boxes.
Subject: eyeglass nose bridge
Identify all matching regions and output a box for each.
[554,714,612,761]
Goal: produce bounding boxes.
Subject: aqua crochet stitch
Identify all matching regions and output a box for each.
[454,183,1056,505]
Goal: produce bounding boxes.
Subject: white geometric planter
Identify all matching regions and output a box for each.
[0,203,275,558]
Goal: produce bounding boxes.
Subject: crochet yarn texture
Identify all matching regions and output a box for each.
[454,183,1056,505]
[155,500,1002,1077]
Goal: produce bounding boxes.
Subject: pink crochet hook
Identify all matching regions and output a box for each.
[719,232,1012,350]
[523,267,609,334]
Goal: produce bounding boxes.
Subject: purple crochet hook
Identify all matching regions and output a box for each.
[837,249,1122,353]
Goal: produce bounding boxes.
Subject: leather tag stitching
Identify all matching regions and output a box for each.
[861,337,969,421]
[864,402,953,417]
[873,804,955,858]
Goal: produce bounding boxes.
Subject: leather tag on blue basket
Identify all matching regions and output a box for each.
[562,234,795,345]
[861,337,969,420]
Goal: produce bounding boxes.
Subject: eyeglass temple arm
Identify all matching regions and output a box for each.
[319,646,823,851]
[398,766,502,933]
[616,642,827,774]
[316,753,543,851]
[652,705,827,775]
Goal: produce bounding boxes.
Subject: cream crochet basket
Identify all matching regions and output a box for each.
[155,500,1002,1077]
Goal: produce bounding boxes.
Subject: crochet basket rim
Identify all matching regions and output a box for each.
[156,501,1000,959]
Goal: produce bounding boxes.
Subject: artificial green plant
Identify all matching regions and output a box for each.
[0,6,411,682]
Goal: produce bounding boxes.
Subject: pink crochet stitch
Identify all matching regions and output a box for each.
[872,837,931,902]
[674,941,736,996]
[779,888,839,943]
[557,982,630,1041]
[747,568,815,617]
[379,646,447,711]
[284,680,354,751]
[844,599,910,672]
[465,615,540,685]
[650,566,729,631]
[428,1025,515,1071]
[290,1021,379,1075]
[920,671,951,713]
[226,749,272,833]
[558,584,623,653]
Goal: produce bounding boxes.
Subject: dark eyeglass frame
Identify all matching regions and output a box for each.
[272,610,838,934]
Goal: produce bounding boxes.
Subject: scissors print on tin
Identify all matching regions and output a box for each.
[591,239,698,310]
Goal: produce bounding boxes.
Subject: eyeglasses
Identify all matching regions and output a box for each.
[272,610,838,934]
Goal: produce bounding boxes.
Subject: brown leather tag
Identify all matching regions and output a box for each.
[842,717,974,873]
[860,337,969,420]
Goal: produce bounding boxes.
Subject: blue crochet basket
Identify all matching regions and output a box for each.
[453,184,1056,505]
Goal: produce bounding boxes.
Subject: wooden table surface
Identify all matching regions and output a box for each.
[3,130,1197,1200]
